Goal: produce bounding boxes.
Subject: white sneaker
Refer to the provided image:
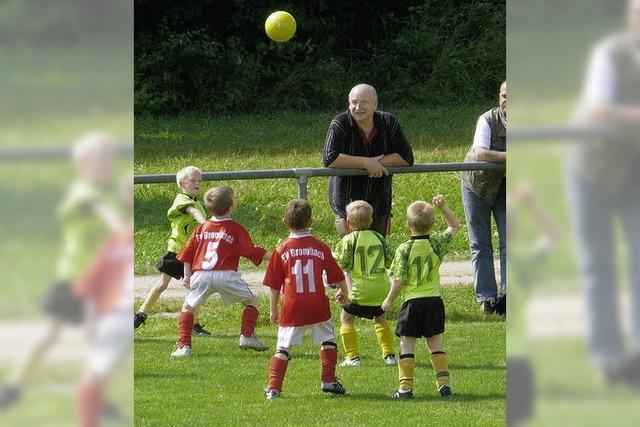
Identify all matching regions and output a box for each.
[384,354,398,366]
[239,334,269,351]
[339,357,361,367]
[171,345,192,358]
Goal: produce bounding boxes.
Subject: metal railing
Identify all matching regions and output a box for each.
[134,162,504,199]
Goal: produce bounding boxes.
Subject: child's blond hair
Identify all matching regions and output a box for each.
[204,185,234,216]
[283,199,312,230]
[406,201,435,234]
[176,166,202,188]
[346,200,373,231]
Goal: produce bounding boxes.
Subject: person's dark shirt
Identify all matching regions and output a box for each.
[323,111,414,218]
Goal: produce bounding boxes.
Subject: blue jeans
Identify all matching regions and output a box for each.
[566,165,640,367]
[462,181,506,302]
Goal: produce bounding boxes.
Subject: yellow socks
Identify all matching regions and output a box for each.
[430,351,450,388]
[340,324,359,359]
[138,290,160,314]
[398,354,415,392]
[374,319,395,358]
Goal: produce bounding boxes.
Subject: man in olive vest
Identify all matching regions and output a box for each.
[566,0,640,385]
[461,81,506,314]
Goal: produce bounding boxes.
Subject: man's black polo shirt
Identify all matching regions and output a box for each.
[323,111,414,218]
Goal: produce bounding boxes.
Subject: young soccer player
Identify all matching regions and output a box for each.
[381,195,459,398]
[171,185,270,357]
[334,200,396,367]
[263,199,349,399]
[134,166,211,335]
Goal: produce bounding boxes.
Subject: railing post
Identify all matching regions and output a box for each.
[297,175,308,199]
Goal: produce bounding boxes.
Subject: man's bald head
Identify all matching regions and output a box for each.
[349,84,378,101]
[348,84,378,128]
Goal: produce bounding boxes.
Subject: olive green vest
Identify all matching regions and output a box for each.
[573,34,640,192]
[462,107,506,204]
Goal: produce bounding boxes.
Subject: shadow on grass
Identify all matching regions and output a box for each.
[342,391,504,402]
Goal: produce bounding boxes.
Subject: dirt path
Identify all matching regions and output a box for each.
[134,260,491,300]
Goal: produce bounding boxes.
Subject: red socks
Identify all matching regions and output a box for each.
[178,311,195,348]
[241,305,259,338]
[320,346,338,383]
[268,356,289,392]
[77,382,103,427]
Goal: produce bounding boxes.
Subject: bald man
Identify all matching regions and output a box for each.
[323,84,414,236]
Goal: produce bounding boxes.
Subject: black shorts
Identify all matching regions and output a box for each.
[41,280,85,325]
[395,297,445,338]
[343,301,385,319]
[155,252,184,279]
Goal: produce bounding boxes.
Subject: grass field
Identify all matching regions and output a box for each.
[134,284,505,426]
[134,103,498,275]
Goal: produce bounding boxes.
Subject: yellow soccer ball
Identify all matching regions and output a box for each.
[265,11,296,43]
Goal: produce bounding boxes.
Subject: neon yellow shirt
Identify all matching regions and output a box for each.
[334,229,391,306]
[166,193,208,253]
[389,230,453,302]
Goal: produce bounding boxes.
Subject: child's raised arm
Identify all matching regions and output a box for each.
[432,195,459,237]
[186,206,206,225]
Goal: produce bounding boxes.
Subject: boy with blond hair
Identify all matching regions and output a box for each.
[334,200,396,367]
[171,185,270,357]
[134,166,211,335]
[381,195,459,398]
[263,199,349,399]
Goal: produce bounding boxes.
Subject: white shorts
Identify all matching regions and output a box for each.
[86,311,132,379]
[185,270,254,308]
[276,320,335,348]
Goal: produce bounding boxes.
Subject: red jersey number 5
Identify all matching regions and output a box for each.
[202,241,220,270]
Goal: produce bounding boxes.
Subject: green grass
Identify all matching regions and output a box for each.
[134,284,505,426]
[134,104,499,274]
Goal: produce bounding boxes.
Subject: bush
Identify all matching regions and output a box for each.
[135,0,505,115]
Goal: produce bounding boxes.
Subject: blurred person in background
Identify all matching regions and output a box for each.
[74,174,133,427]
[0,133,123,409]
[461,81,507,314]
[567,0,640,385]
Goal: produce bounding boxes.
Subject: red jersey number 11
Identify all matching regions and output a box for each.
[291,259,316,294]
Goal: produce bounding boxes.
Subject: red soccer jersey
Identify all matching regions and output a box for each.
[177,217,266,271]
[263,232,345,327]
[74,228,133,316]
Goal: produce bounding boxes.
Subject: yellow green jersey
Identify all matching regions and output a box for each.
[334,229,391,306]
[57,179,119,280]
[167,193,208,253]
[389,230,453,302]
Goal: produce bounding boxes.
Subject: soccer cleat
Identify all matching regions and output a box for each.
[339,357,361,367]
[384,354,398,366]
[321,381,346,395]
[192,323,211,336]
[170,346,192,358]
[0,384,21,409]
[438,384,453,397]
[265,389,280,400]
[134,312,147,329]
[239,334,269,351]
[481,300,495,314]
[391,389,413,399]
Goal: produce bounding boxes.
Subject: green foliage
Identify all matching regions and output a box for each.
[135,0,505,115]
[134,285,505,426]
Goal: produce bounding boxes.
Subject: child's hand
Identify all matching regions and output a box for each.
[182,277,191,289]
[432,195,446,208]
[335,289,347,305]
[270,310,280,325]
[381,298,393,312]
